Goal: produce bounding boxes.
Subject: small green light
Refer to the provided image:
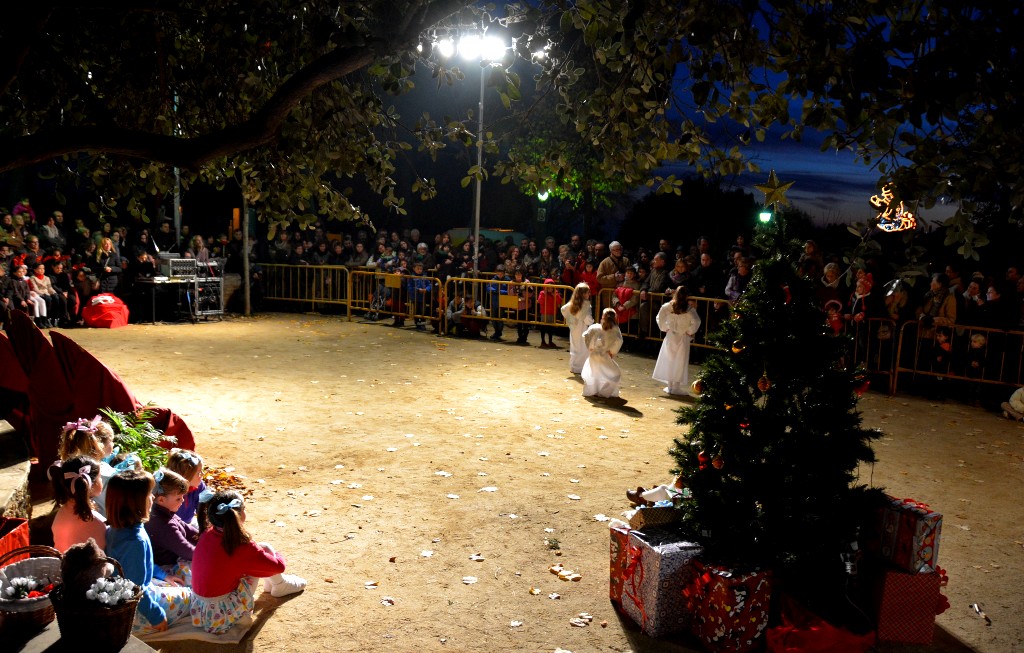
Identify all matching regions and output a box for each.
[759,211,772,223]
[537,190,550,202]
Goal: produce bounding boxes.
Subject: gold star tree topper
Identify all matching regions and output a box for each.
[754,170,795,209]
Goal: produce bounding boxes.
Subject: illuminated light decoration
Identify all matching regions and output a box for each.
[537,190,550,201]
[759,211,773,223]
[436,38,455,58]
[870,185,917,232]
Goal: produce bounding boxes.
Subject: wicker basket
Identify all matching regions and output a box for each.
[51,556,142,652]
[0,545,62,635]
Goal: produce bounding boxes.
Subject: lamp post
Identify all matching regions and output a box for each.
[452,33,507,277]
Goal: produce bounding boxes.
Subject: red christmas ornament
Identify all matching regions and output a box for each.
[697,450,710,470]
[855,379,871,397]
[711,455,725,470]
[739,420,750,429]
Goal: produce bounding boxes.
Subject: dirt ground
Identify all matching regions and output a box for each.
[50,313,1024,653]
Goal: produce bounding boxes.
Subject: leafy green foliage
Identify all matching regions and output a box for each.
[670,215,881,608]
[1,2,1021,246]
[99,406,176,473]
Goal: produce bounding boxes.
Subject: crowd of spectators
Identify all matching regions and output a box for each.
[3,196,1024,371]
[0,198,244,326]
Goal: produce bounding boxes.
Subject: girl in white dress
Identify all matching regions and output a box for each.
[581,308,624,398]
[652,288,702,395]
[560,283,595,374]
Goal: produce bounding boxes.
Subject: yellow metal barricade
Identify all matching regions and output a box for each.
[442,277,573,337]
[261,264,351,318]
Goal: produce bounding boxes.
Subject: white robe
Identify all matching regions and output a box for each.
[560,300,595,374]
[652,303,701,395]
[581,323,623,398]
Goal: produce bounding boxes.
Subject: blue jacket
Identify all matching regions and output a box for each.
[106,524,168,625]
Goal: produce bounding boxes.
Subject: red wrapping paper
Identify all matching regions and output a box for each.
[684,560,772,653]
[872,565,949,644]
[609,524,631,605]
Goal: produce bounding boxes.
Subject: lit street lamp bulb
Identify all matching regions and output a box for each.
[537,190,550,202]
[436,38,455,59]
[460,34,507,62]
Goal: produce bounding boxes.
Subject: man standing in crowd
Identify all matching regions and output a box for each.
[638,251,673,338]
[597,241,630,292]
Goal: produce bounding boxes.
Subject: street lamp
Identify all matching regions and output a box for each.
[457,32,508,276]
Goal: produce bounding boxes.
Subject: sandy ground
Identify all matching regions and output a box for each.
[48,313,1024,653]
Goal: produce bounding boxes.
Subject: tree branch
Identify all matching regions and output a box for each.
[0,0,470,173]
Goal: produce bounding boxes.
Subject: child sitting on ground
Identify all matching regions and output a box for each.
[58,416,117,516]
[105,469,190,634]
[165,449,205,525]
[190,490,306,634]
[49,456,107,553]
[1002,386,1024,422]
[145,468,199,586]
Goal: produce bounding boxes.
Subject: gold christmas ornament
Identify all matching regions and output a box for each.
[711,455,725,470]
[731,340,745,354]
[691,378,705,396]
[757,374,771,393]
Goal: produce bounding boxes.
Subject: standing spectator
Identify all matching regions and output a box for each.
[596,241,630,293]
[344,242,370,267]
[486,265,511,341]
[12,197,36,226]
[406,261,434,331]
[153,221,177,253]
[536,278,563,349]
[691,252,725,298]
[638,252,673,338]
[93,237,123,294]
[724,257,754,302]
[39,213,67,250]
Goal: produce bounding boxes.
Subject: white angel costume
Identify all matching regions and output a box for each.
[581,322,624,398]
[560,300,595,374]
[652,302,701,395]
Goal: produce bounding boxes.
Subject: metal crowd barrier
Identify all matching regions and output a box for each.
[592,288,728,350]
[892,321,1024,394]
[262,264,351,317]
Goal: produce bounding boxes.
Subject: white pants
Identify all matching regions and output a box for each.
[28,292,47,317]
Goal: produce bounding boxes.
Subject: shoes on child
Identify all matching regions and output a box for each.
[264,573,307,598]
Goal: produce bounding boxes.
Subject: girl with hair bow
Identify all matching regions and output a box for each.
[49,456,107,553]
[190,489,306,634]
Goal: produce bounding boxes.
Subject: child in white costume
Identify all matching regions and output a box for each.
[652,289,701,395]
[560,283,595,374]
[581,308,624,398]
[1002,386,1024,421]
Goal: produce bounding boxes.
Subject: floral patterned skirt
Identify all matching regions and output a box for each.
[133,583,192,634]
[159,559,193,587]
[190,576,258,634]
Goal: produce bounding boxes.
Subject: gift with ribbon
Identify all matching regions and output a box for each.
[871,564,949,644]
[609,522,631,606]
[684,560,773,653]
[866,495,942,574]
[619,528,702,637]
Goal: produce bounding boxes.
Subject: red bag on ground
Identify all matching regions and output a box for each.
[81,294,129,328]
[766,595,876,653]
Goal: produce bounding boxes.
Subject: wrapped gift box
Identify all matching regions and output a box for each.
[628,505,680,530]
[872,565,948,644]
[609,523,631,606]
[869,496,942,573]
[685,560,772,653]
[620,528,703,637]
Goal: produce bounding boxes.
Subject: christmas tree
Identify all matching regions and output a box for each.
[671,188,881,614]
